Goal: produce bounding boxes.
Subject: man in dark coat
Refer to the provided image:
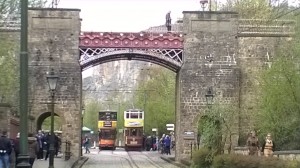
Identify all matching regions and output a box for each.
[165,11,172,32]
[0,130,12,168]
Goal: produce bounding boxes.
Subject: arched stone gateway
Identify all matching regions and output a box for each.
[36,112,60,132]
[25,8,294,161]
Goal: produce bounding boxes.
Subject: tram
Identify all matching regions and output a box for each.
[98,111,117,150]
[124,109,144,151]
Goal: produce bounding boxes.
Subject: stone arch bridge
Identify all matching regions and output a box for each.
[0,8,294,161]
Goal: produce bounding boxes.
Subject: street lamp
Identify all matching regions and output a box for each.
[200,0,208,11]
[81,107,85,156]
[205,87,214,108]
[46,69,59,168]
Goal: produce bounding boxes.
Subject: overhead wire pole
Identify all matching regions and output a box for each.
[17,0,31,167]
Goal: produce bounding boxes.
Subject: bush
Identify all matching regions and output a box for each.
[192,147,213,168]
[212,154,291,168]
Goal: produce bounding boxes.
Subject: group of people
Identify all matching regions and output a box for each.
[0,129,61,168]
[144,132,175,155]
[246,131,275,157]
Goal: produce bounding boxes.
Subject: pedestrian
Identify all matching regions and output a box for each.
[0,130,12,168]
[44,132,50,160]
[262,133,275,157]
[165,11,172,31]
[159,134,166,154]
[84,135,90,154]
[35,130,44,160]
[164,135,171,155]
[28,133,38,166]
[246,130,260,156]
[13,132,20,166]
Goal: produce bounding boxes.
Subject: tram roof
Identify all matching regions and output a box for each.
[125,109,144,112]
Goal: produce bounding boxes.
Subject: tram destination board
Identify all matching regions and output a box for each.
[99,111,117,121]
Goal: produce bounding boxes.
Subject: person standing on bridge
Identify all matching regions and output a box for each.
[165,11,172,32]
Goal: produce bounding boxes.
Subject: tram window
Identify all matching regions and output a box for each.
[130,113,139,119]
[126,113,129,119]
[131,129,137,136]
[139,112,143,119]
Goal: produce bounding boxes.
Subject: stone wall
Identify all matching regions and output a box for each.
[237,22,293,144]
[28,8,82,159]
[177,11,240,160]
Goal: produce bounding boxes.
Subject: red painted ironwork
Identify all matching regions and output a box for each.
[79,32,184,49]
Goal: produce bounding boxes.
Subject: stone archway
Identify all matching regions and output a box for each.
[36,112,60,132]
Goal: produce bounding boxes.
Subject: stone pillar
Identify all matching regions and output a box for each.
[28,8,81,159]
[176,11,240,160]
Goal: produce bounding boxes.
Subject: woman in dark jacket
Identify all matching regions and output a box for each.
[28,133,38,166]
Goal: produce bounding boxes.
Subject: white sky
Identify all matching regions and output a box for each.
[57,0,201,32]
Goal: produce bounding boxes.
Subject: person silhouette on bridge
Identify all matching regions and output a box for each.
[165,11,172,32]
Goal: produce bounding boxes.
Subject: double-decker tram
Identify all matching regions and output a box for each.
[98,111,117,150]
[124,109,144,151]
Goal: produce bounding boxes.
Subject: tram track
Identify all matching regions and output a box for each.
[127,151,163,168]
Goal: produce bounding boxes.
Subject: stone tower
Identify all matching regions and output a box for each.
[28,8,82,158]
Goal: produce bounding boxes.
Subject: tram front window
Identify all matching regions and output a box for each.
[131,129,137,136]
[99,130,115,139]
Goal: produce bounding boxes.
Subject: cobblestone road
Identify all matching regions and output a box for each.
[82,148,178,168]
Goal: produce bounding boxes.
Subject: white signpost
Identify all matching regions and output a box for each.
[166,124,175,131]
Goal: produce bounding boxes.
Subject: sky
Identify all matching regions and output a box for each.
[56,0,201,32]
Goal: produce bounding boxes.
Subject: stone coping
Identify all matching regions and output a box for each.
[273,150,300,155]
[182,11,238,14]
[29,7,81,11]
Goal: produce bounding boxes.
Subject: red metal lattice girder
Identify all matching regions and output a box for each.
[79,32,184,49]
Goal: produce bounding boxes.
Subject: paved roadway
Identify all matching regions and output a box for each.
[82,148,178,168]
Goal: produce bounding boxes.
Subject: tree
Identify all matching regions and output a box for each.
[198,103,238,155]
[134,66,176,136]
[255,14,300,150]
[83,100,102,133]
[0,34,17,103]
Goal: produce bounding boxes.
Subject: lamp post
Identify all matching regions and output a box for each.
[81,107,85,156]
[199,0,208,11]
[16,0,31,167]
[46,69,59,168]
[205,87,214,108]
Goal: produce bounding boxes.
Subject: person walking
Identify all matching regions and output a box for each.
[13,133,20,166]
[35,130,44,160]
[83,135,90,154]
[0,130,12,168]
[44,132,50,161]
[28,133,38,166]
[262,133,275,157]
[164,135,171,155]
[246,131,260,156]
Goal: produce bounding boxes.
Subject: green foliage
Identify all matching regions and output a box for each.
[192,147,214,168]
[84,100,102,133]
[0,0,47,19]
[42,116,62,131]
[256,17,300,150]
[134,67,176,136]
[0,34,17,103]
[221,0,273,19]
[212,154,290,168]
[198,104,238,154]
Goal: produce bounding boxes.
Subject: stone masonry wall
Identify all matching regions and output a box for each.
[237,36,282,144]
[28,8,82,159]
[176,11,240,160]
